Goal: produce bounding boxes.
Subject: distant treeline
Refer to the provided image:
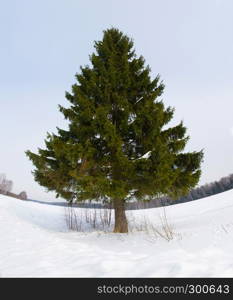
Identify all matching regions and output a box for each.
[73,173,233,210]
[125,173,233,210]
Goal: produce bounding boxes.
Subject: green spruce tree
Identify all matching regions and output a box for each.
[26,28,203,233]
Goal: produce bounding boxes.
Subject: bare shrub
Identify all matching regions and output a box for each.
[154,207,175,241]
[64,203,175,239]
[128,207,177,241]
[84,206,113,231]
[0,174,13,194]
[65,204,83,231]
[128,214,150,233]
[99,206,112,229]
[64,204,113,232]
[85,208,97,229]
[18,191,27,200]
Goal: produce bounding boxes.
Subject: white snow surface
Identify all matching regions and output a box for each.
[1,190,233,277]
[138,151,151,160]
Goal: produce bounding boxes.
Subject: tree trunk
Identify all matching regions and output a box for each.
[113,198,128,233]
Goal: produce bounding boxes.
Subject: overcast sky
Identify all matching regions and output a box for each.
[1,0,233,201]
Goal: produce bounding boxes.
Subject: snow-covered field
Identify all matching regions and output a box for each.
[1,190,233,277]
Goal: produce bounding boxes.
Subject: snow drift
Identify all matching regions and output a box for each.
[1,189,233,277]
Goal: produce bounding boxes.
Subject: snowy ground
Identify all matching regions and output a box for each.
[1,190,233,277]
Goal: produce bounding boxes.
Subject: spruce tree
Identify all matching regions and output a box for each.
[26,28,203,233]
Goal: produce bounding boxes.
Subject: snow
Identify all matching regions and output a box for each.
[128,113,136,125]
[135,96,143,104]
[130,151,152,161]
[138,151,151,159]
[1,189,233,277]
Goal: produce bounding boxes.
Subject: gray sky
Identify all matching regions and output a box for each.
[1,0,233,201]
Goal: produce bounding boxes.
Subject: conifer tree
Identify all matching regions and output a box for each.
[26,28,203,233]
